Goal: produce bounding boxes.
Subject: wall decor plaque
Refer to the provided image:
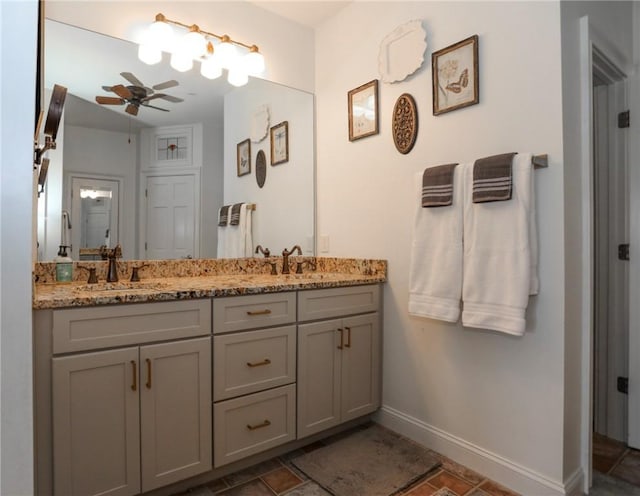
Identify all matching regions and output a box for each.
[392,93,418,154]
[255,149,266,188]
[432,35,479,115]
[378,20,427,83]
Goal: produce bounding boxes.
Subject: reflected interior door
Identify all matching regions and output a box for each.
[145,174,196,260]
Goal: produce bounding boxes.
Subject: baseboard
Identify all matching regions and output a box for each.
[376,405,584,496]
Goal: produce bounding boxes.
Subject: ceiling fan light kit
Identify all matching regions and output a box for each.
[138,13,266,87]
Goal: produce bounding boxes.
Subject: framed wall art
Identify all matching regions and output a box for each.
[237,138,251,176]
[432,35,479,115]
[270,121,289,165]
[348,79,379,141]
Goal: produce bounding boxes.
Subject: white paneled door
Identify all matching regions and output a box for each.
[144,174,198,260]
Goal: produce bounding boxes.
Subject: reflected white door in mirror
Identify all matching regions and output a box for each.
[139,124,202,260]
[66,174,122,261]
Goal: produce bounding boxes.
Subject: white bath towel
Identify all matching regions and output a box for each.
[462,153,537,335]
[408,164,465,322]
[216,206,229,258]
[220,203,253,258]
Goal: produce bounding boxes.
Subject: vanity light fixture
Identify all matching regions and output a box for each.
[137,13,266,86]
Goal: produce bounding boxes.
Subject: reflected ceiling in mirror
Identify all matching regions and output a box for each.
[45,19,234,130]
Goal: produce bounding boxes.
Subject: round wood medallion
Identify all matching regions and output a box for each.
[392,93,418,154]
[255,150,267,188]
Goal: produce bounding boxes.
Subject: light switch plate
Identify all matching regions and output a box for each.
[319,235,330,253]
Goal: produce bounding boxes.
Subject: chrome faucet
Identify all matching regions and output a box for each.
[281,245,302,274]
[105,244,122,282]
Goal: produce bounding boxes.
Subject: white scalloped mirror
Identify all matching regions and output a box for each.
[378,20,427,83]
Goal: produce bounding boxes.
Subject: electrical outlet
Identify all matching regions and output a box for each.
[319,235,330,253]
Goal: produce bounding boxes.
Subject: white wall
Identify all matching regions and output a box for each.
[560,0,634,486]
[0,1,38,493]
[316,2,567,493]
[63,125,137,259]
[224,79,315,256]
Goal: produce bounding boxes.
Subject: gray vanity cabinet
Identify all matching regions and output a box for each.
[297,286,381,439]
[40,300,212,496]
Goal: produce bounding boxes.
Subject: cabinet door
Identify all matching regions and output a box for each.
[341,313,381,422]
[140,337,212,491]
[297,320,342,438]
[52,348,140,496]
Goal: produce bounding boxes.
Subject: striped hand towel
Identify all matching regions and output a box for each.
[218,205,231,226]
[422,163,459,207]
[229,203,243,226]
[472,152,517,203]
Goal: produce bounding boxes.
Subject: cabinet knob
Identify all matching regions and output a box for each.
[246,419,271,431]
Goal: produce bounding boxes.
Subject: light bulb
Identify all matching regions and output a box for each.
[183,27,207,59]
[138,43,162,65]
[147,14,174,52]
[170,50,193,72]
[228,66,248,87]
[243,45,265,75]
[216,35,238,69]
[201,56,222,79]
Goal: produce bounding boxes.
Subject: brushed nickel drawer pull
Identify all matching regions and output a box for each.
[246,419,271,431]
[247,309,272,316]
[247,358,272,368]
[345,326,352,348]
[337,328,344,350]
[145,358,152,389]
[131,360,137,391]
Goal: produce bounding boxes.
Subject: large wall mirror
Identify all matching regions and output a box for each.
[39,17,315,261]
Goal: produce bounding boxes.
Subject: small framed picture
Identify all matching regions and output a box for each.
[270,121,289,165]
[348,79,379,141]
[237,139,251,176]
[432,35,479,115]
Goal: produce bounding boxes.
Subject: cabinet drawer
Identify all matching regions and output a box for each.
[52,300,212,354]
[298,285,380,322]
[213,384,296,467]
[213,292,296,333]
[214,326,296,401]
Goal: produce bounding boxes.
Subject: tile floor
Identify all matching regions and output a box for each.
[174,423,519,496]
[593,432,640,487]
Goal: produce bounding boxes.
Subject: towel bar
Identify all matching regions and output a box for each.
[532,154,548,169]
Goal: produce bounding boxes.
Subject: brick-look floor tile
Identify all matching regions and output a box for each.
[262,466,303,494]
[281,481,331,495]
[478,479,521,496]
[216,479,275,496]
[426,470,474,495]
[223,459,283,487]
[466,489,490,496]
[440,457,485,486]
[403,481,439,495]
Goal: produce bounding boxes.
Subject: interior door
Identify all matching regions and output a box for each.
[144,174,197,260]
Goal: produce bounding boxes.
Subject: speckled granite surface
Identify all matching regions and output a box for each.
[33,257,386,309]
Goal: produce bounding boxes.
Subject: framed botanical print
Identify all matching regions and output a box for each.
[270,121,289,165]
[237,138,251,176]
[348,79,379,141]
[432,35,479,115]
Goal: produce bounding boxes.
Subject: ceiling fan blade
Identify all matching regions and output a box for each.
[95,96,124,105]
[111,84,133,100]
[101,85,114,92]
[144,93,184,103]
[152,80,179,90]
[141,102,170,112]
[120,72,145,88]
[125,103,139,116]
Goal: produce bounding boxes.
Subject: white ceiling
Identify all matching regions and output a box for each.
[249,1,351,28]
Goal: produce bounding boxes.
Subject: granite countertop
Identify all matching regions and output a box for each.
[33,257,387,309]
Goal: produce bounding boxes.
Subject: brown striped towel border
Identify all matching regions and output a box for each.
[229,203,243,225]
[422,163,459,207]
[218,205,230,226]
[472,152,517,203]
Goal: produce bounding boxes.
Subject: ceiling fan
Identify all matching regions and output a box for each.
[95,72,184,116]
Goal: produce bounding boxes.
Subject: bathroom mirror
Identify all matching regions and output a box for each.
[39,18,315,261]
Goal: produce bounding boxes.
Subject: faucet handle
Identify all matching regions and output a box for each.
[77,265,98,284]
[130,264,149,282]
[264,261,278,275]
[295,260,317,274]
